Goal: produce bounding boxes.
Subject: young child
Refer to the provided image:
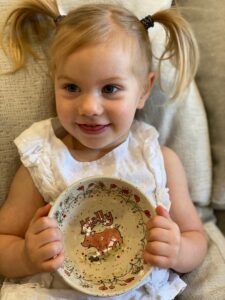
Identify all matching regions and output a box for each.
[0,1,207,299]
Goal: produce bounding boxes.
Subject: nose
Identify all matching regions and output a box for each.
[78,93,104,116]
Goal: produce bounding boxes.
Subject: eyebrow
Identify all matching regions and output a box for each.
[56,75,75,81]
[56,75,127,83]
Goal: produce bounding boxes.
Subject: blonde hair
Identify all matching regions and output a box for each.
[1,0,199,99]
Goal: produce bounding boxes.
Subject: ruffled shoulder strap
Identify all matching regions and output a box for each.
[14,119,62,202]
[14,119,52,167]
[132,121,170,210]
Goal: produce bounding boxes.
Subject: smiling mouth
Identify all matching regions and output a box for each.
[77,124,110,134]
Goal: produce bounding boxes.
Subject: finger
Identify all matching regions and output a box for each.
[156,205,171,219]
[143,251,170,268]
[146,228,170,243]
[147,215,171,230]
[42,252,65,272]
[145,241,170,256]
[39,241,64,261]
[35,227,63,248]
[30,204,52,225]
[30,216,59,235]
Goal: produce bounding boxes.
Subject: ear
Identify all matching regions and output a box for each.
[137,72,155,109]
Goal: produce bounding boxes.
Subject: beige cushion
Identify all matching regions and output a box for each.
[58,0,172,16]
[176,0,225,209]
[0,4,56,205]
[138,80,212,207]
[178,222,225,299]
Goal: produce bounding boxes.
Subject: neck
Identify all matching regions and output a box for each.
[64,135,113,162]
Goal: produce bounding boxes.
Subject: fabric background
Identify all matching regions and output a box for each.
[0,0,56,205]
[138,82,212,208]
[177,0,225,209]
[178,221,225,300]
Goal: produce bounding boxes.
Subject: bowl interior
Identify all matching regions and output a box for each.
[49,176,155,297]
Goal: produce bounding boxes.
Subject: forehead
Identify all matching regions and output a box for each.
[56,41,135,78]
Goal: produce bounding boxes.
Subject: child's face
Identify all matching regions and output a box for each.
[54,42,154,152]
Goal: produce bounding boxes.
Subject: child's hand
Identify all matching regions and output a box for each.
[144,205,181,269]
[24,204,65,274]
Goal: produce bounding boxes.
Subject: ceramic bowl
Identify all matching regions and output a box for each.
[49,176,155,297]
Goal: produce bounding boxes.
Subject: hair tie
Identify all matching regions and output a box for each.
[140,15,154,30]
[54,15,66,24]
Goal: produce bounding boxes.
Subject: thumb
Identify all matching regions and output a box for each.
[30,203,52,225]
[156,205,171,219]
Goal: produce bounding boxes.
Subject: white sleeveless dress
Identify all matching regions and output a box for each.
[1,118,186,300]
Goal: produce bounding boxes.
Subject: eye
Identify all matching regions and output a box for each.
[64,84,80,93]
[102,84,119,94]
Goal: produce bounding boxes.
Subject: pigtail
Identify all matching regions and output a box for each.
[1,0,60,72]
[151,7,199,99]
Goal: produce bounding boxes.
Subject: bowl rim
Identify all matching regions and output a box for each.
[49,176,152,211]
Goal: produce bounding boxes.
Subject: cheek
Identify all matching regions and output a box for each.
[55,97,72,118]
[110,104,136,128]
[111,105,129,119]
[116,100,138,117]
[55,99,65,118]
